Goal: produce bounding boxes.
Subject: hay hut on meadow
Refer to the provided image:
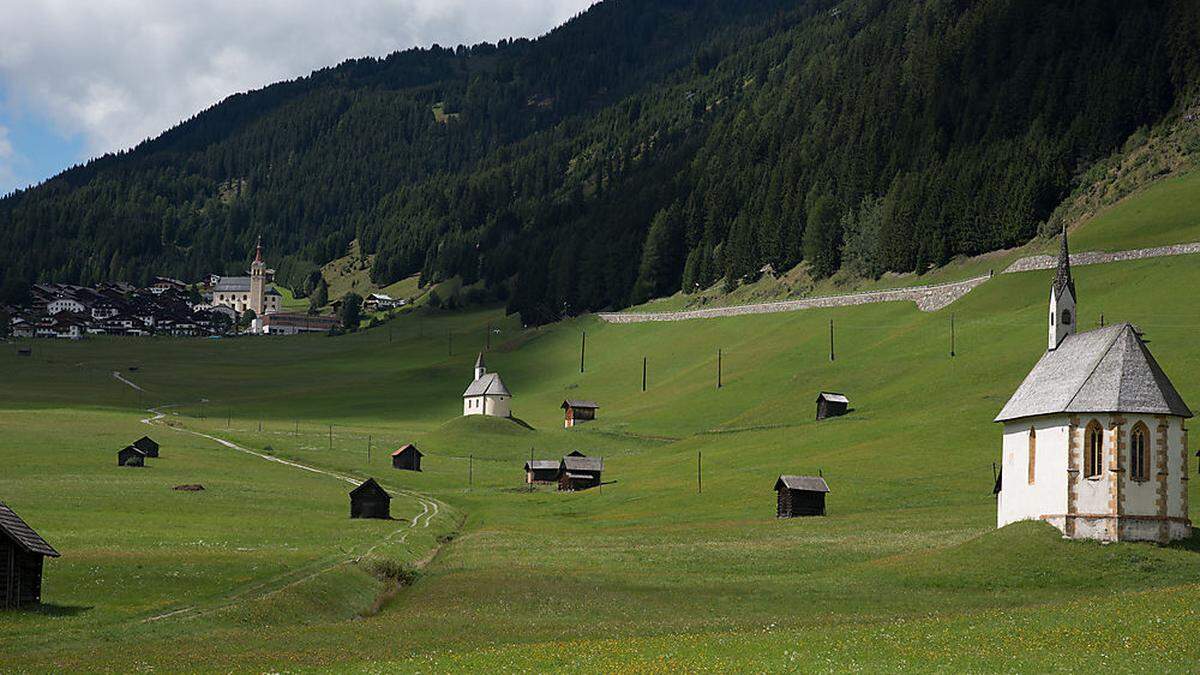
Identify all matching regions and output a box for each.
[0,501,61,608]
[132,435,159,458]
[815,392,849,420]
[524,460,560,484]
[391,444,423,472]
[774,475,829,517]
[117,446,146,467]
[349,478,391,519]
[561,400,599,428]
[559,455,603,491]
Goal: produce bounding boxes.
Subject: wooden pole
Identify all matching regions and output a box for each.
[717,349,722,389]
[486,321,491,350]
[642,357,647,392]
[258,419,262,433]
[829,319,835,362]
[950,313,956,358]
[367,434,372,464]
[329,425,333,450]
[698,451,702,494]
[469,454,473,490]
[294,420,298,436]
[580,331,586,373]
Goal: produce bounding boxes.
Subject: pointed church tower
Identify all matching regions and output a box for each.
[474,352,487,381]
[1048,226,1076,350]
[249,236,266,317]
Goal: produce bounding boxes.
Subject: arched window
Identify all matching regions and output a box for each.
[1028,426,1037,484]
[1061,309,1072,325]
[1085,421,1104,478]
[1130,423,1150,481]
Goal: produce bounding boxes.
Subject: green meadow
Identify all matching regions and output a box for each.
[4,189,1200,670]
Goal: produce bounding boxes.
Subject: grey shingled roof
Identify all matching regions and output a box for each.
[774,475,830,493]
[525,460,559,471]
[995,324,1192,422]
[562,399,599,409]
[212,276,251,292]
[463,372,511,397]
[561,456,603,472]
[0,502,60,557]
[817,392,849,404]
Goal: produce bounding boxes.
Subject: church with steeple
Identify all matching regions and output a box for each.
[463,352,513,417]
[994,228,1192,543]
[210,237,282,320]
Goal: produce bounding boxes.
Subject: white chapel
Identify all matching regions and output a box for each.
[463,352,512,418]
[995,229,1192,543]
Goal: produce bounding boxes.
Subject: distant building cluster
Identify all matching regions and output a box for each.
[3,239,337,339]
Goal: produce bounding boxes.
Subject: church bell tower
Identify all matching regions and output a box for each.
[1048,226,1076,351]
[249,237,266,316]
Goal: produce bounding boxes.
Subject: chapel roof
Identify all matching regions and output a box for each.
[463,372,511,398]
[995,323,1192,422]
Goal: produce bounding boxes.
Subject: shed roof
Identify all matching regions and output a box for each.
[562,399,599,410]
[463,372,511,397]
[816,392,849,404]
[525,460,559,471]
[562,456,603,472]
[350,478,391,501]
[391,444,422,458]
[134,435,158,450]
[0,502,61,557]
[119,445,147,457]
[995,324,1192,422]
[774,475,830,493]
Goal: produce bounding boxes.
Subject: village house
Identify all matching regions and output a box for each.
[995,229,1192,543]
[391,444,422,471]
[258,313,338,335]
[364,293,402,312]
[559,454,603,491]
[0,501,61,608]
[349,478,391,519]
[463,353,512,417]
[774,475,830,517]
[562,400,599,428]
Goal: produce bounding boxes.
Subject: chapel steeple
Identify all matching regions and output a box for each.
[1048,226,1076,350]
[474,352,487,381]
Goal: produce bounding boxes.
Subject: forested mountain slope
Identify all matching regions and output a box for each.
[2,0,1198,324]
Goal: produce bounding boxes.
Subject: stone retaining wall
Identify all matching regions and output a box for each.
[1002,242,1200,274]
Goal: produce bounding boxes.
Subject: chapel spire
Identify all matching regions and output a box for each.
[254,236,263,264]
[474,352,487,381]
[1048,226,1076,350]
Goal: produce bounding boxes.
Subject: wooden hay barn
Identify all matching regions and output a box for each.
[774,475,830,517]
[349,478,391,519]
[1,501,61,608]
[816,392,849,420]
[524,460,560,484]
[117,446,146,467]
[132,435,159,458]
[559,455,603,491]
[561,400,599,428]
[391,444,423,472]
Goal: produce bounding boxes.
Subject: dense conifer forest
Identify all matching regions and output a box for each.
[2,0,1198,323]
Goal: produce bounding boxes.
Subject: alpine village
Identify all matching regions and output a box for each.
[3,1,1200,671]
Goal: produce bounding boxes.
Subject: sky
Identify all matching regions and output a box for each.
[0,0,596,195]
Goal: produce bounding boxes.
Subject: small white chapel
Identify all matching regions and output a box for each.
[995,228,1192,543]
[463,352,512,418]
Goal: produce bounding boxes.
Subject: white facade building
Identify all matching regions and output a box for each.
[995,229,1192,543]
[210,238,281,321]
[462,352,512,418]
[47,297,85,315]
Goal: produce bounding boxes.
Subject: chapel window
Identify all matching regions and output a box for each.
[1130,423,1150,481]
[1085,421,1104,478]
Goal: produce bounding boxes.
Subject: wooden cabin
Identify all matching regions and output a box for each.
[559,455,603,491]
[349,478,391,519]
[524,460,560,484]
[774,475,830,517]
[133,435,159,458]
[16,348,31,357]
[117,446,146,467]
[391,444,423,472]
[1,501,61,608]
[815,392,849,420]
[561,400,599,428]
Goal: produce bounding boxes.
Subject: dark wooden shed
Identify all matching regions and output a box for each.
[559,455,603,491]
[774,475,830,517]
[1,501,61,608]
[816,392,849,420]
[349,478,391,519]
[117,446,146,467]
[133,435,160,458]
[561,400,599,428]
[391,444,422,471]
[16,348,31,357]
[524,460,560,484]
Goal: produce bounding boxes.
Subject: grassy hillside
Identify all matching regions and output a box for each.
[3,179,1200,670]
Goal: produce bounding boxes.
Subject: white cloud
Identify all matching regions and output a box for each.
[0,0,595,159]
[0,123,15,190]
